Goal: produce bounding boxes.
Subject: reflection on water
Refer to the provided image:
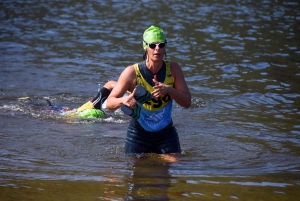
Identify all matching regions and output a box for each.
[1,160,300,201]
[1,0,300,200]
[124,157,172,201]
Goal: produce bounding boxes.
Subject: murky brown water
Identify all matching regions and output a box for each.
[1,0,300,200]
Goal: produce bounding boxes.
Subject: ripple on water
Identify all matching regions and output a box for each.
[240,62,270,70]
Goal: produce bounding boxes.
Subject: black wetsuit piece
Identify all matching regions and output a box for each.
[92,87,111,110]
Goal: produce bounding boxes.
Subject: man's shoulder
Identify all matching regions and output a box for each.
[168,61,181,70]
[169,60,179,66]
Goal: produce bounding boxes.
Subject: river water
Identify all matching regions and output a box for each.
[0,0,300,200]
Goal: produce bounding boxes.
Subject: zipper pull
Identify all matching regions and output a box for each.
[153,75,157,86]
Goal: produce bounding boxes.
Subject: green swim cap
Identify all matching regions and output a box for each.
[143,25,166,50]
[78,109,105,118]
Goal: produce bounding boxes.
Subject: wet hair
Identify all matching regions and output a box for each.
[143,51,147,60]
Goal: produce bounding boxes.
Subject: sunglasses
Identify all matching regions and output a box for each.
[143,39,166,49]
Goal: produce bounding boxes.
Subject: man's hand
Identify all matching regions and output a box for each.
[151,79,170,98]
[123,87,137,109]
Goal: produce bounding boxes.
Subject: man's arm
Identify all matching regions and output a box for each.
[106,66,137,110]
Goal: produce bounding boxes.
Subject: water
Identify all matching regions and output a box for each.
[1,0,300,200]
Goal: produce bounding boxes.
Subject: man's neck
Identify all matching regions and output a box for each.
[146,60,163,74]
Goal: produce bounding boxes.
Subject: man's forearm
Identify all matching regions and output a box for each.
[168,87,191,108]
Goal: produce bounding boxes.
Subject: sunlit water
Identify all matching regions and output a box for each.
[1,0,300,200]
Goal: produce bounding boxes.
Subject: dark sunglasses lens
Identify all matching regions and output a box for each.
[149,44,156,49]
[149,43,165,49]
[158,43,165,48]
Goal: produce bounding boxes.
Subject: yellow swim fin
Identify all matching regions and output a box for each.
[18,97,31,101]
[76,101,94,113]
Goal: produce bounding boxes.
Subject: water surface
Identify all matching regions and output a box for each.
[0,0,300,200]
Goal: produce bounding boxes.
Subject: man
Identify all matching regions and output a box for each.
[106,25,191,156]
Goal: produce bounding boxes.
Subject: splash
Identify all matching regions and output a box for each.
[0,96,129,124]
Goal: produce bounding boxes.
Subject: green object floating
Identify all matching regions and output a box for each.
[78,109,105,119]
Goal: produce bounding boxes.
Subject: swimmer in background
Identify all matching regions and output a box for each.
[18,80,118,118]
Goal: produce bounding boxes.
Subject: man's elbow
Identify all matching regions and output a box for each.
[180,98,191,108]
[184,100,191,108]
